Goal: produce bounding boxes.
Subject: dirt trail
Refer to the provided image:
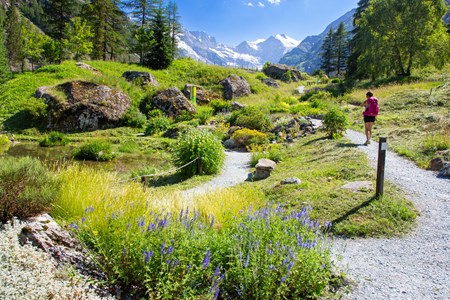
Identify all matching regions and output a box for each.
[336,130,450,299]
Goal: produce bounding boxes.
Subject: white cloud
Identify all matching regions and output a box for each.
[247,2,254,6]
[267,0,281,5]
[258,2,265,7]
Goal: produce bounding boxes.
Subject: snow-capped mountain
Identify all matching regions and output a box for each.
[177,31,300,69]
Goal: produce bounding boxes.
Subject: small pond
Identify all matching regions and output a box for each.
[0,142,168,178]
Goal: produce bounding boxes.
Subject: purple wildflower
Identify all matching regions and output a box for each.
[267,248,274,256]
[187,264,192,273]
[214,265,220,277]
[166,245,174,255]
[81,217,86,224]
[143,250,154,263]
[202,250,211,268]
[214,287,220,299]
[281,276,286,283]
[268,265,276,271]
[210,215,215,227]
[123,248,127,255]
[244,253,250,268]
[179,208,184,222]
[160,242,165,255]
[127,223,130,230]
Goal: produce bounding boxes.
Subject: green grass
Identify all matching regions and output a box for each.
[250,133,417,237]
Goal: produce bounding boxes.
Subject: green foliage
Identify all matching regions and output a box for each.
[5,4,22,67]
[73,140,116,161]
[249,144,285,167]
[0,157,58,223]
[195,106,213,125]
[232,128,268,148]
[331,78,340,84]
[209,99,231,113]
[118,140,141,153]
[61,17,94,60]
[0,18,10,83]
[122,106,147,128]
[173,128,224,176]
[68,203,334,299]
[145,115,172,136]
[322,107,348,139]
[228,106,272,132]
[39,131,69,147]
[423,132,450,153]
[0,134,9,146]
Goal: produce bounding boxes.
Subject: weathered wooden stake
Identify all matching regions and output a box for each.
[376,137,387,197]
[197,157,203,175]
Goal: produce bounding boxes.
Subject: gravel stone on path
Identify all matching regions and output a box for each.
[335,130,450,300]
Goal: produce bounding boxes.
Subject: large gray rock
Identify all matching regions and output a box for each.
[152,87,196,117]
[75,62,101,74]
[220,74,251,100]
[439,162,450,177]
[18,214,105,279]
[254,158,277,180]
[36,81,132,132]
[263,63,304,82]
[261,78,280,88]
[122,70,158,86]
[430,157,444,171]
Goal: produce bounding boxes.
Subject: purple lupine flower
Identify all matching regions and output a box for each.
[160,242,165,255]
[268,265,276,271]
[127,223,130,230]
[143,250,154,263]
[166,245,174,255]
[90,206,94,212]
[214,265,220,277]
[179,208,184,222]
[187,263,192,273]
[244,253,250,268]
[202,250,211,268]
[210,215,215,227]
[85,207,89,213]
[267,248,274,256]
[123,248,127,255]
[281,276,286,283]
[214,287,220,299]
[81,217,86,224]
[287,261,294,271]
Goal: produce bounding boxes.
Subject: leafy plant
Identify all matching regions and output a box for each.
[39,131,69,147]
[73,140,116,161]
[145,116,172,136]
[209,99,231,114]
[249,144,285,167]
[195,106,213,125]
[228,106,272,132]
[232,128,268,148]
[173,128,225,176]
[122,106,147,128]
[0,134,9,146]
[322,107,348,139]
[0,157,58,223]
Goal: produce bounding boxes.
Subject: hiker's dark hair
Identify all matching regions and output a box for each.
[366,91,373,97]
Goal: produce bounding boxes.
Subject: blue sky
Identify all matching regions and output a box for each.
[177,0,359,46]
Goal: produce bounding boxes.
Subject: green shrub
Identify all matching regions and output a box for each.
[175,110,195,123]
[122,106,147,128]
[0,157,58,223]
[228,106,272,132]
[0,134,9,146]
[147,109,164,118]
[249,144,285,167]
[423,132,450,153]
[209,100,231,114]
[195,106,213,125]
[331,78,341,84]
[232,128,268,148]
[73,140,116,161]
[323,107,348,139]
[145,116,172,136]
[173,127,225,176]
[39,131,69,147]
[118,140,140,153]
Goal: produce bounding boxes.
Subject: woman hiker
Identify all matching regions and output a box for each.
[361,91,379,145]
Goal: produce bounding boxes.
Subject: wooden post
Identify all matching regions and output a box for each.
[376,137,387,198]
[197,157,203,176]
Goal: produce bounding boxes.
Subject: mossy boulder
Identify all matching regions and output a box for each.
[35,81,131,132]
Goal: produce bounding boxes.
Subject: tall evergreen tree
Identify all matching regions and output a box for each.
[167,0,181,59]
[123,0,155,64]
[144,0,172,69]
[320,27,335,76]
[46,0,81,41]
[0,5,11,82]
[333,22,350,77]
[5,1,22,70]
[85,0,127,60]
[346,0,370,80]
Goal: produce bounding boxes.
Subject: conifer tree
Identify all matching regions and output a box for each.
[333,22,349,77]
[46,0,81,41]
[320,27,335,76]
[61,17,94,60]
[5,1,22,70]
[167,0,181,59]
[144,0,172,69]
[20,19,48,70]
[0,5,11,82]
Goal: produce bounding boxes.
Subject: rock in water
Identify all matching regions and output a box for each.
[36,81,131,132]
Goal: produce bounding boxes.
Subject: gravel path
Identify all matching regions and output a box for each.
[181,150,252,203]
[335,130,450,300]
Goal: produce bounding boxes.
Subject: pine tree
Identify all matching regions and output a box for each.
[346,0,370,80]
[123,0,155,64]
[333,22,349,77]
[5,1,22,71]
[0,5,11,82]
[167,0,181,60]
[20,19,48,70]
[320,27,335,76]
[46,0,81,41]
[144,0,172,69]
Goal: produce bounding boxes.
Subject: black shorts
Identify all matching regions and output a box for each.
[364,116,376,123]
